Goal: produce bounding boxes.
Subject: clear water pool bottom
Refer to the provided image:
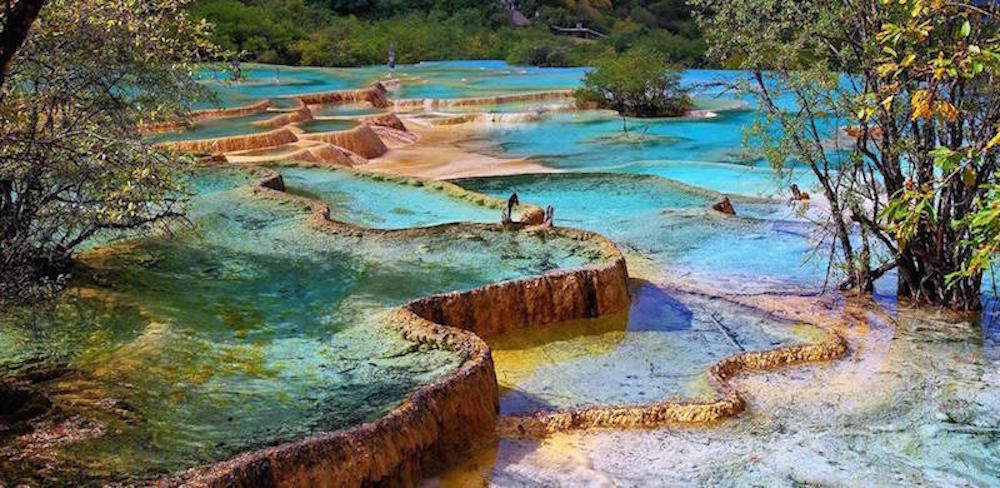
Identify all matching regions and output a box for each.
[0,167,608,482]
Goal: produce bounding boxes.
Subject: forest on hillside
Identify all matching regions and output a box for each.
[190,0,706,67]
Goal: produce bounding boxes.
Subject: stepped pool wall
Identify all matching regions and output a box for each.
[140,101,274,134]
[171,164,849,487]
[11,66,864,485]
[170,165,632,487]
[294,83,391,108]
[160,127,300,154]
[299,125,389,159]
[393,90,574,112]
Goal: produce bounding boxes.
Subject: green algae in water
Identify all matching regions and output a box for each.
[0,166,610,483]
[298,118,360,133]
[146,111,279,144]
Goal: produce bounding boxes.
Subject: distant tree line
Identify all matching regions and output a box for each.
[188,0,707,67]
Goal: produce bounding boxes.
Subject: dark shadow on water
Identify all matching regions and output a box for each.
[627,280,693,332]
[498,388,562,417]
[981,296,1000,361]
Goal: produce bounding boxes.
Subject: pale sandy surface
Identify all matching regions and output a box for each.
[364,119,556,179]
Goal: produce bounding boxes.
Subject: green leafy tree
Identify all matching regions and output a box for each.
[692,0,1000,309]
[575,46,691,133]
[0,0,214,303]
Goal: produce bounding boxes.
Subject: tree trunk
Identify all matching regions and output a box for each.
[0,0,47,90]
[896,246,982,311]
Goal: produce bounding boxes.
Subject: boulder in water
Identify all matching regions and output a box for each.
[712,195,736,215]
[520,207,545,225]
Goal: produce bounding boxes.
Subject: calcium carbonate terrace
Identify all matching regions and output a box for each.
[2,61,997,486]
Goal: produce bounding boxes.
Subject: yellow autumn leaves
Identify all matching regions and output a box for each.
[909,89,959,122]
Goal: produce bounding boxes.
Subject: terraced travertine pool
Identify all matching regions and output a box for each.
[457,172,828,294]
[192,61,586,109]
[146,112,278,143]
[4,61,999,486]
[277,166,501,229]
[490,283,828,416]
[296,118,360,133]
[0,166,613,482]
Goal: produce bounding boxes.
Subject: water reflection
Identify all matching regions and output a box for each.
[490,281,825,416]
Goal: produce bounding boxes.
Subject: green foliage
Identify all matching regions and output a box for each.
[189,0,322,64]
[0,0,214,303]
[294,11,516,66]
[693,0,1000,309]
[617,28,706,67]
[507,38,571,67]
[575,46,692,122]
[505,35,613,67]
[189,0,707,67]
[957,186,1000,281]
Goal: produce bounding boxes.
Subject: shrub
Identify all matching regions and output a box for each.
[574,46,691,131]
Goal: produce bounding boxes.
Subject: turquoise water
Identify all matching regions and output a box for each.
[297,118,360,133]
[374,60,584,100]
[0,167,608,483]
[311,104,385,117]
[457,173,827,294]
[11,60,1000,486]
[149,112,276,143]
[494,282,825,415]
[194,65,372,109]
[278,166,500,229]
[426,100,573,115]
[196,61,586,108]
[475,110,836,199]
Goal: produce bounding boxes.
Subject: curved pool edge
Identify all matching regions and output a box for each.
[496,326,846,437]
[161,164,631,487]
[163,162,853,486]
[262,161,548,226]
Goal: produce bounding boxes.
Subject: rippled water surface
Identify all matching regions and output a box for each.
[493,282,827,415]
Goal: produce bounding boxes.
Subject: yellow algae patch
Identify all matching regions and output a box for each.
[489,310,628,396]
[82,319,275,392]
[54,286,279,405]
[683,372,727,402]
